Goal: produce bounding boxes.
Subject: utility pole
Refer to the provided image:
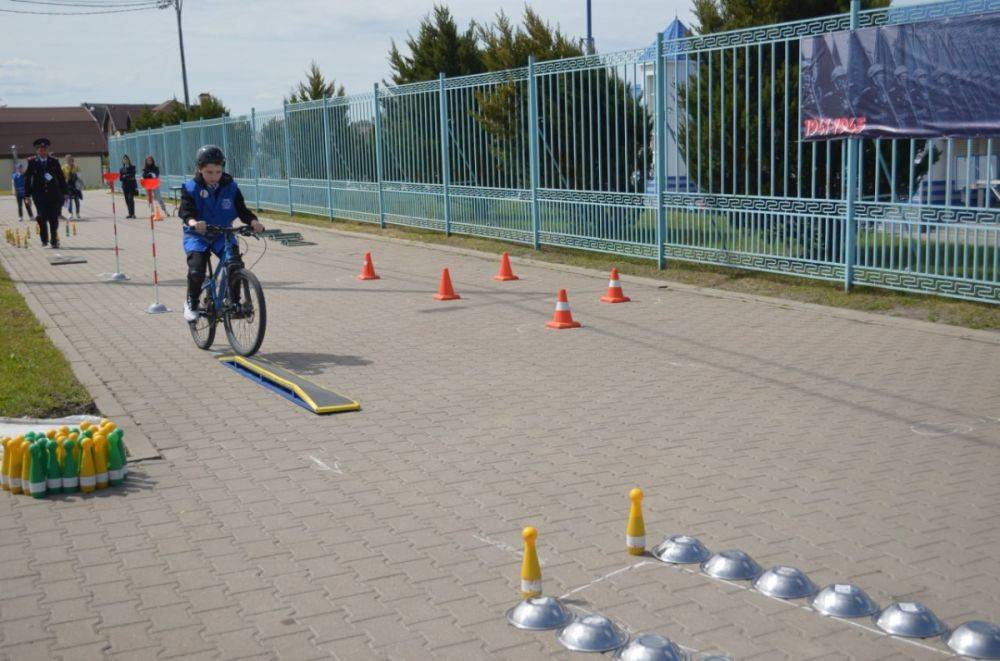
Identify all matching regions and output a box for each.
[158,0,190,108]
[584,0,595,54]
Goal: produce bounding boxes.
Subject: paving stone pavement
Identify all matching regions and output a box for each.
[1,192,998,660]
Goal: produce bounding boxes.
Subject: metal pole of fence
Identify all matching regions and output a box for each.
[439,73,452,237]
[654,32,667,269]
[373,83,387,229]
[250,108,261,211]
[844,0,860,291]
[282,102,294,217]
[322,95,334,221]
[220,114,229,175]
[527,55,541,249]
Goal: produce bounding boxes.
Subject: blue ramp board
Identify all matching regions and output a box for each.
[218,355,360,415]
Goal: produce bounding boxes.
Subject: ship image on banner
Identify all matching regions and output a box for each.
[800,11,1000,140]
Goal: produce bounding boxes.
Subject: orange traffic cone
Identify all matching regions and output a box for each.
[493,252,519,281]
[357,252,380,280]
[433,268,461,301]
[152,206,163,222]
[546,289,581,329]
[600,268,631,303]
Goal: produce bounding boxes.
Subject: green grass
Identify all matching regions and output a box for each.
[0,260,95,418]
[255,207,1000,332]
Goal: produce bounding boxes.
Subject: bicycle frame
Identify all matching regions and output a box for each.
[200,234,242,316]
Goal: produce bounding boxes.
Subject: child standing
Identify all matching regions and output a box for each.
[11,163,33,221]
[142,155,169,217]
[63,154,84,220]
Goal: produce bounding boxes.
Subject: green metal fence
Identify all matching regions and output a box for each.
[110,0,1000,304]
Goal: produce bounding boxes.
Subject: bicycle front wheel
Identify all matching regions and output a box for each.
[223,269,266,356]
[189,287,217,350]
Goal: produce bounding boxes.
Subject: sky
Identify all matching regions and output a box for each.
[1,0,697,116]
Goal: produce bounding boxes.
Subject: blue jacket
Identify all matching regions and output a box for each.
[180,175,243,254]
[12,172,26,195]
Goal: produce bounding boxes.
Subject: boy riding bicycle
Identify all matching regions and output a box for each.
[179,145,264,322]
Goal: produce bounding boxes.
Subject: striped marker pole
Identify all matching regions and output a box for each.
[626,488,646,555]
[146,208,168,313]
[520,526,542,598]
[105,173,128,282]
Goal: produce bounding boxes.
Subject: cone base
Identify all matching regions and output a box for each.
[546,320,581,329]
[433,293,461,301]
[356,274,381,280]
[600,295,631,303]
[494,274,519,281]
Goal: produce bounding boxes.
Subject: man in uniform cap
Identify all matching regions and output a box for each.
[23,137,67,248]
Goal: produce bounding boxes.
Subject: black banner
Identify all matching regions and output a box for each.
[800,12,1000,140]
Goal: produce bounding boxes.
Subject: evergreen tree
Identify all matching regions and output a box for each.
[287,61,346,103]
[388,5,484,84]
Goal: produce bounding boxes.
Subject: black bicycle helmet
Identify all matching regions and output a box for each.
[195,144,226,167]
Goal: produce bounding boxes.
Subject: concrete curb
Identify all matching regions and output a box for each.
[260,213,1000,346]
[0,249,161,461]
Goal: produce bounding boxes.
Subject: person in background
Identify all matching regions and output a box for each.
[142,155,169,216]
[63,154,84,220]
[119,154,138,218]
[11,162,33,221]
[23,137,67,248]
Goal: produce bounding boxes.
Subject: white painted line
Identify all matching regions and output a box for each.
[560,561,655,599]
[471,533,547,564]
[303,455,343,474]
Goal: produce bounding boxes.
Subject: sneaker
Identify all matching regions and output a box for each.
[183,300,199,322]
[50,241,60,249]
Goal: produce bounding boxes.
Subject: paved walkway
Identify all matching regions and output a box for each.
[1,192,999,660]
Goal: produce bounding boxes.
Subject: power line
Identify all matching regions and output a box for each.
[0,5,156,13]
[11,0,158,5]
[1,0,158,12]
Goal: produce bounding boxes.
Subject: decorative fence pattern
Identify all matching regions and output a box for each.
[110,0,1000,304]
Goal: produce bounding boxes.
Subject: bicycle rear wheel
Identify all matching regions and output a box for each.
[189,287,217,350]
[223,269,266,356]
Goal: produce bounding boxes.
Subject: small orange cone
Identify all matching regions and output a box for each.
[494,252,519,281]
[546,289,581,329]
[433,268,461,301]
[152,206,163,222]
[357,252,380,280]
[600,268,631,303]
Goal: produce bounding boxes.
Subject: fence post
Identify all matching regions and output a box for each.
[250,107,261,211]
[160,129,168,184]
[527,55,541,249]
[322,95,334,221]
[654,32,667,269]
[179,119,186,180]
[439,73,452,236]
[373,83,386,229]
[220,114,229,177]
[282,102,294,217]
[844,0,860,291]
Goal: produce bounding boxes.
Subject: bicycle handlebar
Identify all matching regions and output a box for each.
[203,225,262,239]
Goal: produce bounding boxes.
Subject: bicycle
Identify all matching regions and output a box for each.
[188,225,267,356]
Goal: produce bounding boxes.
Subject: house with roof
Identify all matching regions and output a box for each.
[1,106,107,192]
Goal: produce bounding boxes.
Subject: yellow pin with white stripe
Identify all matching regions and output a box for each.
[520,526,542,598]
[626,488,646,555]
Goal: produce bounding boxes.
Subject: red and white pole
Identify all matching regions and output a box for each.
[141,177,168,313]
[102,171,128,282]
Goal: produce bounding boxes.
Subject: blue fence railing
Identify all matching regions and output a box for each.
[110,0,1000,305]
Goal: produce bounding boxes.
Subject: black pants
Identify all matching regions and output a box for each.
[36,217,59,246]
[123,188,136,217]
[186,249,244,305]
[16,194,33,219]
